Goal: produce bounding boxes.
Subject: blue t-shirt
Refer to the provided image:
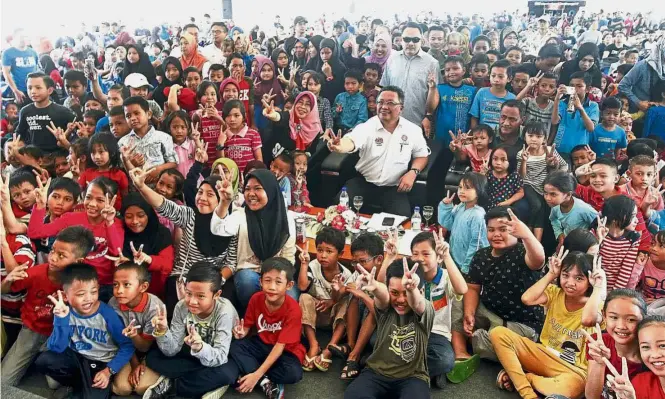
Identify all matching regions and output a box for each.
[645,105,665,140]
[590,124,627,159]
[553,99,600,154]
[1,47,39,93]
[434,84,477,145]
[96,116,110,133]
[469,88,516,130]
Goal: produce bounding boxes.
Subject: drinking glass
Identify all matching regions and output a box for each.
[353,196,364,214]
[423,206,434,228]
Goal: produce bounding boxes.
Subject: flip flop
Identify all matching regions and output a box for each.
[314,353,332,372]
[496,369,514,392]
[446,354,480,384]
[302,354,317,372]
[340,359,361,380]
[328,343,351,360]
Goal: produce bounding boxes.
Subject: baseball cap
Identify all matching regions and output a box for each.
[124,73,153,90]
[294,16,308,25]
[538,16,549,22]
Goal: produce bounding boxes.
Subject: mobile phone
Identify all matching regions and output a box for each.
[565,86,576,96]
[382,217,395,227]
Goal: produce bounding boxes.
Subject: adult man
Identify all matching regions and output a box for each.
[327,86,429,217]
[469,15,483,42]
[293,16,308,38]
[427,26,446,68]
[169,24,200,58]
[202,22,228,75]
[380,22,439,129]
[2,29,39,104]
[492,100,526,163]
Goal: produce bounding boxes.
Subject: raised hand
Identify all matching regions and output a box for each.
[130,241,151,266]
[433,228,450,260]
[401,257,420,292]
[384,228,398,258]
[5,262,30,283]
[331,273,345,292]
[448,130,464,151]
[298,241,311,265]
[606,357,636,399]
[176,276,187,300]
[215,172,235,203]
[101,194,117,226]
[584,145,596,162]
[194,142,209,164]
[427,71,437,89]
[233,318,247,339]
[46,121,69,147]
[441,189,457,205]
[184,324,203,352]
[122,319,142,338]
[326,129,343,152]
[580,323,611,364]
[527,70,543,88]
[33,172,51,209]
[500,208,532,240]
[105,246,130,267]
[520,145,530,163]
[322,61,332,77]
[129,164,156,190]
[588,254,606,289]
[356,265,378,293]
[151,304,168,334]
[546,144,558,167]
[547,245,568,277]
[596,215,609,245]
[262,88,277,107]
[48,290,69,318]
[261,99,276,116]
[480,157,490,175]
[191,122,202,146]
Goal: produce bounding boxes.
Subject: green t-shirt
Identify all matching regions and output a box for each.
[366,301,435,383]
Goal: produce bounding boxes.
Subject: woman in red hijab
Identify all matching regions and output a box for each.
[179,32,207,71]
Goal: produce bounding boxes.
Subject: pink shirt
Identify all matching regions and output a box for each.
[225,125,262,173]
[174,138,196,178]
[625,183,665,212]
[640,259,665,300]
[462,144,490,172]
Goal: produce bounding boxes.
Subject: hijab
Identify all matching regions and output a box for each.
[211,158,240,195]
[647,37,665,81]
[152,56,183,106]
[245,169,290,261]
[304,35,324,70]
[122,44,157,85]
[289,91,321,144]
[194,176,232,257]
[317,38,346,73]
[254,57,284,105]
[365,32,392,70]
[120,193,172,257]
[219,77,240,108]
[499,28,518,53]
[271,48,291,80]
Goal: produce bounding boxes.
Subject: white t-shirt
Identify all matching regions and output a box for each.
[305,260,352,300]
[425,268,462,340]
[346,116,429,187]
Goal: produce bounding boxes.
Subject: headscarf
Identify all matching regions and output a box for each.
[153,56,183,106]
[120,193,172,257]
[229,26,244,39]
[499,28,518,53]
[253,57,284,105]
[271,48,291,80]
[219,78,240,108]
[365,32,392,70]
[318,38,345,72]
[647,37,665,81]
[122,44,157,85]
[194,176,232,257]
[289,91,321,145]
[114,32,135,47]
[304,35,324,70]
[244,169,290,261]
[211,158,240,195]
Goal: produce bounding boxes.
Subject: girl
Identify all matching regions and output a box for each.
[154,168,185,238]
[544,171,598,246]
[292,150,312,208]
[271,48,291,88]
[504,46,524,66]
[584,289,647,399]
[162,110,196,178]
[446,32,470,63]
[119,192,174,298]
[219,99,263,173]
[192,81,223,166]
[486,146,524,209]
[598,195,641,290]
[306,72,334,131]
[559,43,603,90]
[121,44,158,86]
[27,176,124,302]
[152,57,183,108]
[315,39,347,104]
[450,124,493,173]
[253,57,284,131]
[78,132,129,209]
[517,122,568,240]
[491,251,605,398]
[564,228,600,255]
[499,28,519,53]
[66,137,88,180]
[639,230,665,305]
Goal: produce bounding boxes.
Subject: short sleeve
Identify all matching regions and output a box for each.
[243,294,257,329]
[277,302,303,345]
[345,123,370,152]
[543,284,560,308]
[469,90,482,118]
[1,49,12,66]
[466,249,487,285]
[410,130,429,158]
[587,103,600,125]
[251,131,262,149]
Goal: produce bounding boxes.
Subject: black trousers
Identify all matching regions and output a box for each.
[344,368,430,399]
[35,348,110,399]
[523,184,547,229]
[339,176,411,217]
[228,335,303,384]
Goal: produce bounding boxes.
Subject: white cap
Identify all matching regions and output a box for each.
[124,73,153,89]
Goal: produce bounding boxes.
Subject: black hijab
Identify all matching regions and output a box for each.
[245,170,290,261]
[121,193,172,257]
[271,48,291,81]
[559,42,602,89]
[194,176,232,257]
[121,44,158,86]
[152,57,183,107]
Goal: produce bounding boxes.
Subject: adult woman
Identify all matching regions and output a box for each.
[254,57,285,131]
[262,91,322,163]
[211,169,297,312]
[499,28,519,53]
[119,192,174,298]
[559,42,602,89]
[619,37,665,113]
[312,38,347,104]
[121,44,158,86]
[152,56,183,108]
[178,32,207,71]
[128,161,237,317]
[364,32,391,72]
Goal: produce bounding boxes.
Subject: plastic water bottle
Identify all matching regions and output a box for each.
[339,187,349,207]
[282,188,289,208]
[411,207,422,231]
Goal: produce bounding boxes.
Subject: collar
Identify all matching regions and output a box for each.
[229,125,249,138]
[129,126,155,139]
[118,292,149,312]
[175,138,193,149]
[430,267,444,285]
[399,49,422,59]
[374,116,402,132]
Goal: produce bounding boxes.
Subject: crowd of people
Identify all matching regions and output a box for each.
[1,7,665,399]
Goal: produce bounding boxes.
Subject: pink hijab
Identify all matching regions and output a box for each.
[289,91,321,145]
[254,57,284,105]
[365,33,392,71]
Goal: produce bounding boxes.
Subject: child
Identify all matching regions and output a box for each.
[467,54,490,89]
[449,124,493,172]
[208,63,228,83]
[226,257,305,398]
[34,263,134,398]
[109,106,131,140]
[218,99,263,173]
[426,56,477,145]
[517,122,568,239]
[486,146,524,209]
[50,148,71,177]
[598,195,641,290]
[490,251,605,398]
[28,176,124,301]
[192,81,224,165]
[544,171,598,247]
[1,102,19,135]
[228,54,255,125]
[78,109,105,138]
[590,97,627,159]
[644,79,665,139]
[297,227,352,372]
[63,70,88,113]
[162,110,196,178]
[509,64,530,96]
[470,59,516,130]
[639,231,665,304]
[486,50,500,65]
[362,63,381,97]
[570,144,597,185]
[124,73,164,121]
[253,58,285,131]
[344,258,434,399]
[307,72,334,131]
[625,155,664,218]
[620,111,636,142]
[154,168,185,238]
[270,152,294,206]
[182,67,202,92]
[0,226,95,386]
[66,137,89,180]
[551,72,600,155]
[438,172,490,273]
[141,262,238,399]
[504,46,523,66]
[79,132,129,208]
[333,70,368,133]
[1,134,24,179]
[445,32,466,59]
[292,150,311,208]
[5,169,38,229]
[517,72,557,135]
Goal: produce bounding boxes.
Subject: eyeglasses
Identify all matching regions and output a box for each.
[377,101,401,107]
[402,37,421,44]
[211,30,224,34]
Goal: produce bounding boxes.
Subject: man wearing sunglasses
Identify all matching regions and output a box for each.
[380,22,440,134]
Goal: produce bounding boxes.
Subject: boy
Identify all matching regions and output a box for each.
[142,261,238,399]
[269,152,294,206]
[33,177,81,260]
[228,54,255,126]
[1,169,38,235]
[551,72,600,155]
[297,227,352,371]
[208,64,228,83]
[362,63,381,97]
[344,258,434,399]
[109,105,131,139]
[625,155,664,216]
[34,263,134,398]
[89,79,129,132]
[0,226,95,386]
[124,73,164,121]
[1,134,25,179]
[517,72,557,136]
[80,109,106,138]
[15,72,75,154]
[50,148,71,177]
[1,102,19,135]
[570,144,596,185]
[509,64,530,96]
[184,67,203,91]
[333,70,368,133]
[226,257,305,398]
[63,70,88,114]
[590,97,627,159]
[470,59,516,130]
[118,96,177,182]
[108,263,165,396]
[467,54,490,89]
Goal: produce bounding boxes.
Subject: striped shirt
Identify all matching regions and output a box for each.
[225,127,262,173]
[515,148,568,195]
[599,233,640,290]
[522,98,554,137]
[192,110,223,167]
[1,234,36,324]
[156,199,237,277]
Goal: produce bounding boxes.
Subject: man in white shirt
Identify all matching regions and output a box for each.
[202,22,228,77]
[327,86,429,217]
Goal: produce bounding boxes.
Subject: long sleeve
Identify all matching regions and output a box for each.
[27,206,73,239]
[465,214,489,269]
[156,198,194,229]
[321,97,334,131]
[644,108,654,135]
[618,63,644,108]
[161,133,178,164]
[184,161,204,208]
[191,302,237,367]
[147,245,174,275]
[103,306,135,372]
[437,202,456,230]
[47,313,73,353]
[105,219,124,258]
[210,208,244,237]
[550,207,564,238]
[356,96,369,126]
[156,301,187,356]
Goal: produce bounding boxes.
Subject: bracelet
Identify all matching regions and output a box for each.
[152,329,167,337]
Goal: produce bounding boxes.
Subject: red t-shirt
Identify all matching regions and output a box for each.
[585,332,643,378]
[1,234,37,318]
[10,264,61,336]
[244,291,306,363]
[225,127,262,173]
[237,78,252,123]
[191,110,222,167]
[632,371,665,399]
[78,168,129,211]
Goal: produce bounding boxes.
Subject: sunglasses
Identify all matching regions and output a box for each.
[402,37,421,44]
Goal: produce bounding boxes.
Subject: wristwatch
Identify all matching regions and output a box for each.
[410,168,421,176]
[424,114,433,121]
[216,145,226,151]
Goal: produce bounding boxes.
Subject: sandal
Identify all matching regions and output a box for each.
[340,360,361,380]
[328,343,351,360]
[496,369,514,392]
[446,354,480,384]
[302,354,317,371]
[314,353,332,372]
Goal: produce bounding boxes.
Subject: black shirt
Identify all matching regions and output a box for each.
[602,43,627,60]
[16,102,75,154]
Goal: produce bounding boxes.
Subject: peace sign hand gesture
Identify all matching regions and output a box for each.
[277,68,289,85]
[356,265,378,293]
[546,144,558,167]
[48,290,69,318]
[448,130,464,151]
[33,173,51,209]
[215,172,235,203]
[433,228,450,260]
[262,88,277,107]
[441,190,457,205]
[384,228,399,258]
[0,173,10,205]
[548,246,569,277]
[298,240,311,266]
[402,258,420,292]
[5,262,30,283]
[233,318,247,339]
[606,357,636,399]
[130,241,151,265]
[480,157,491,175]
[46,121,69,147]
[191,122,202,147]
[580,323,611,365]
[588,254,606,289]
[427,71,437,89]
[520,145,530,163]
[104,247,130,267]
[500,208,531,240]
[195,142,209,164]
[184,324,204,352]
[527,70,543,88]
[596,215,609,245]
[326,129,343,152]
[122,319,142,338]
[151,304,168,334]
[129,164,156,190]
[101,194,117,226]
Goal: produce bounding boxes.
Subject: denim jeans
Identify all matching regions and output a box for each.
[234,269,300,312]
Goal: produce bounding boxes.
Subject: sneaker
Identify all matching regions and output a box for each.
[142,376,173,399]
[431,373,447,389]
[51,385,73,399]
[259,377,284,399]
[202,385,229,399]
[45,375,61,389]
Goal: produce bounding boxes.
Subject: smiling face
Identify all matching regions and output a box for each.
[244,177,269,211]
[185,72,201,91]
[589,164,618,194]
[639,324,665,376]
[83,184,107,219]
[411,240,438,273]
[260,269,293,303]
[195,183,219,214]
[388,277,411,315]
[376,90,402,125]
[65,279,99,316]
[294,96,312,119]
[260,63,274,81]
[156,173,177,199]
[605,297,643,346]
[185,281,219,317]
[487,217,518,250]
[123,205,148,234]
